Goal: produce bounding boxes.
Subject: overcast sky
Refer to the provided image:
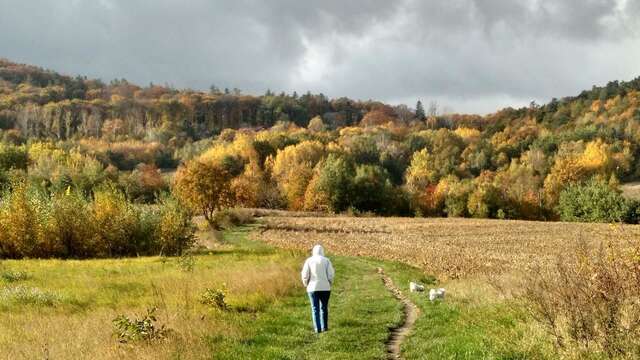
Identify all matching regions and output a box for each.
[1,0,639,114]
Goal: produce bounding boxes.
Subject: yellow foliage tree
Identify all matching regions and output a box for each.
[174,159,235,226]
[270,141,325,210]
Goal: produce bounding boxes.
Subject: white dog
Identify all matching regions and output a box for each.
[429,288,446,301]
[409,282,425,292]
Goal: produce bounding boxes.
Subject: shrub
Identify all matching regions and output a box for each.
[113,307,171,343]
[177,253,195,272]
[91,185,139,257]
[199,286,228,310]
[0,180,51,258]
[155,195,195,256]
[557,178,629,223]
[119,164,168,203]
[49,190,98,257]
[0,144,28,171]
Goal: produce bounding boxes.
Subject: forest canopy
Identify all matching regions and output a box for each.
[2,58,640,224]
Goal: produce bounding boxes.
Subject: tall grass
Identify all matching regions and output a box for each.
[521,227,640,359]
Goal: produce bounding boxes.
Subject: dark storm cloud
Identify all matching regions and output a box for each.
[0,0,638,113]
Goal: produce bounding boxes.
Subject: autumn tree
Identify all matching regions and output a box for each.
[307,115,326,132]
[360,110,395,127]
[174,159,235,227]
[270,140,325,210]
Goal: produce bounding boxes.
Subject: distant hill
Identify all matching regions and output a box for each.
[1,58,640,222]
[1,58,639,143]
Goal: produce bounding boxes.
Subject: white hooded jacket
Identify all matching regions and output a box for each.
[301,245,335,292]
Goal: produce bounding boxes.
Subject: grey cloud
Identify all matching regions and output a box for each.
[0,0,638,113]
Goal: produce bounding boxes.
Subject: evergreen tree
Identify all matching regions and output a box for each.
[415,100,426,120]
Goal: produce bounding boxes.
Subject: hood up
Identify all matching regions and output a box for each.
[312,244,325,257]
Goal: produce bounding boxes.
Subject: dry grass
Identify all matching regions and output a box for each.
[0,246,299,359]
[255,216,640,280]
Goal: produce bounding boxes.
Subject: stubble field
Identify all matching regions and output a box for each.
[255,216,640,279]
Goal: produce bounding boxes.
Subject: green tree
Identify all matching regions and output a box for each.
[415,100,425,120]
[557,178,629,223]
[352,164,393,214]
[304,154,355,213]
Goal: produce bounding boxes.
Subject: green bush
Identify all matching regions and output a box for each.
[0,144,28,171]
[352,165,394,214]
[557,178,629,223]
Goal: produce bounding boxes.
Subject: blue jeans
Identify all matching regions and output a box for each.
[307,291,330,332]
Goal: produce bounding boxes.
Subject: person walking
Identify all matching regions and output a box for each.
[301,244,335,333]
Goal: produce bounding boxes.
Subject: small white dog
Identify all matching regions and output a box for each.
[429,288,446,301]
[409,282,425,292]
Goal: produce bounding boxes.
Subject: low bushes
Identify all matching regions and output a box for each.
[0,180,195,259]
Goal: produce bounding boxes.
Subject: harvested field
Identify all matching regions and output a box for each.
[255,216,640,279]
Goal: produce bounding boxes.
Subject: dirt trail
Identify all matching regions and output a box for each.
[377,267,419,360]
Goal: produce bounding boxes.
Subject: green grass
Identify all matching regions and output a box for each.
[209,255,401,359]
[376,261,552,360]
[0,225,553,359]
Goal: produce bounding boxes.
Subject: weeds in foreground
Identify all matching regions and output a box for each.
[1,269,29,282]
[0,285,60,306]
[521,226,640,359]
[199,285,228,311]
[177,253,195,272]
[112,307,171,343]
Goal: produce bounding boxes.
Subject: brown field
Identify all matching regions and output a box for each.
[254,216,640,279]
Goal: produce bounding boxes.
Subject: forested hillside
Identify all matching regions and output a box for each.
[0,59,375,140]
[2,58,640,226]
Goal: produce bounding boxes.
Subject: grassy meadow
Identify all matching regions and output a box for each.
[0,226,407,359]
[2,215,638,359]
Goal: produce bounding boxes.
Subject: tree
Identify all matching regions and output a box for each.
[557,178,629,223]
[352,164,393,214]
[307,115,326,132]
[174,160,235,227]
[415,100,425,120]
[304,154,355,212]
[360,110,395,127]
[270,141,325,210]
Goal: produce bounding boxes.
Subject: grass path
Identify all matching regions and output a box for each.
[248,224,555,359]
[211,228,402,359]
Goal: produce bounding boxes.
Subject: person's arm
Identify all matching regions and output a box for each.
[326,259,335,285]
[301,259,310,287]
